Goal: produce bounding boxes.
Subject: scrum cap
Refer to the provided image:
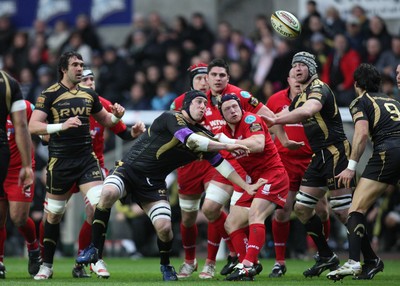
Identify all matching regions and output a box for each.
[292,51,317,77]
[182,90,207,117]
[218,93,242,117]
[187,63,208,89]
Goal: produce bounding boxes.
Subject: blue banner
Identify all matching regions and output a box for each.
[0,0,132,28]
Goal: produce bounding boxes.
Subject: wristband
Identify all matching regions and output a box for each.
[347,159,358,171]
[46,123,63,134]
[111,114,121,124]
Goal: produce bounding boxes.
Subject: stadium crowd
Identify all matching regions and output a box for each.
[1,0,400,281]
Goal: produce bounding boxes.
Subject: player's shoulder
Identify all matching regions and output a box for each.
[41,82,62,96]
[242,112,261,124]
[170,93,185,110]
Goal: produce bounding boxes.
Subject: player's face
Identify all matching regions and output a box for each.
[193,74,209,93]
[65,56,84,85]
[81,76,95,90]
[221,100,242,124]
[292,62,309,84]
[396,64,400,89]
[207,67,229,95]
[288,69,301,94]
[189,97,208,122]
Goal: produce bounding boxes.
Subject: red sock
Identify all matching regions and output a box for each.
[215,212,236,253]
[244,223,265,264]
[180,223,197,262]
[39,220,44,258]
[229,227,248,262]
[17,217,38,251]
[0,226,6,263]
[272,219,290,264]
[323,219,331,240]
[207,220,222,262]
[78,221,92,253]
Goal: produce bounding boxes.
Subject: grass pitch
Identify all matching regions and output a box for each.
[1,256,400,285]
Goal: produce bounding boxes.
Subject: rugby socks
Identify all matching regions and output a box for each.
[206,218,222,262]
[78,221,92,254]
[322,218,331,240]
[180,223,197,263]
[0,226,5,262]
[229,227,248,262]
[347,211,377,261]
[43,221,60,264]
[305,214,333,257]
[157,238,173,266]
[272,219,290,264]
[243,223,265,265]
[39,220,44,257]
[17,217,39,251]
[92,207,111,250]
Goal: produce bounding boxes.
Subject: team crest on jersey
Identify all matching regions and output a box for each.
[205,107,212,116]
[170,102,176,110]
[249,97,259,107]
[240,91,251,98]
[244,115,256,124]
[250,123,262,132]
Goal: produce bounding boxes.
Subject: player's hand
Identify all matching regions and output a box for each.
[214,133,235,144]
[131,121,146,138]
[259,114,276,127]
[110,103,125,119]
[18,166,34,194]
[281,139,305,150]
[245,178,268,196]
[335,169,355,188]
[62,116,82,130]
[226,143,249,157]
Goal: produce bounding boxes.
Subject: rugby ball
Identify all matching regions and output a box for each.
[271,10,301,39]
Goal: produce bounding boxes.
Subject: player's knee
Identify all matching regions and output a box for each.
[102,175,125,206]
[180,211,197,227]
[47,198,67,215]
[86,185,103,205]
[294,202,312,223]
[274,208,290,222]
[147,201,172,225]
[295,190,318,209]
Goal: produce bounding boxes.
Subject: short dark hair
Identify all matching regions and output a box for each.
[208,58,230,76]
[57,51,83,81]
[353,63,381,92]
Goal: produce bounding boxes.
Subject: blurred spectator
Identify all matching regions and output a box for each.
[217,20,232,48]
[375,36,400,80]
[264,39,296,92]
[26,46,45,77]
[227,29,254,61]
[321,33,361,107]
[0,15,16,57]
[147,11,169,43]
[228,61,247,86]
[74,13,102,52]
[124,30,150,69]
[344,15,365,53]
[97,45,131,103]
[170,15,190,46]
[46,19,70,54]
[165,46,188,76]
[255,80,275,103]
[252,33,277,87]
[301,1,321,41]
[144,63,162,98]
[31,32,49,64]
[163,64,187,95]
[361,37,382,65]
[187,12,215,53]
[29,19,50,43]
[310,33,331,70]
[238,44,253,77]
[249,14,270,43]
[29,65,55,104]
[299,14,329,51]
[61,31,92,66]
[9,31,29,77]
[380,74,400,101]
[150,81,177,110]
[324,6,346,39]
[366,16,392,52]
[123,82,151,110]
[19,68,37,100]
[350,5,370,37]
[211,41,228,61]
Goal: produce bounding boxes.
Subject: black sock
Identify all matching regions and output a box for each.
[43,221,60,265]
[305,214,333,257]
[157,238,173,266]
[92,207,111,251]
[347,211,374,261]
